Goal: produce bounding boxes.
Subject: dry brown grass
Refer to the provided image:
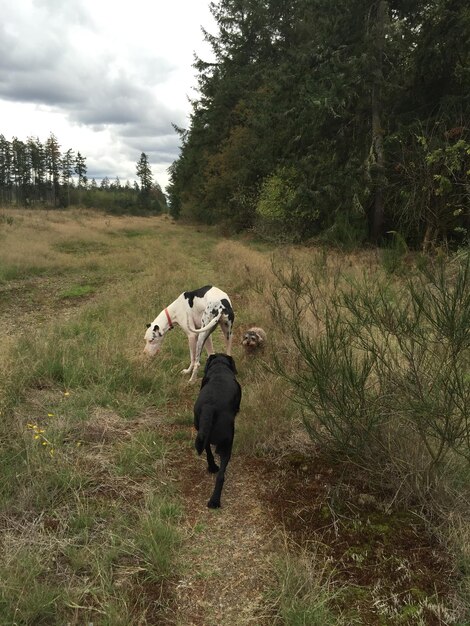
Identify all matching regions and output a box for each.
[0,208,178,278]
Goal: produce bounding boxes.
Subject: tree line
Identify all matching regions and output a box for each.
[0,133,167,214]
[168,0,469,248]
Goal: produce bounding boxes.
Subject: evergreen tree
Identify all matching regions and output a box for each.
[100,176,110,190]
[45,133,61,207]
[61,148,75,206]
[136,153,153,193]
[28,137,46,204]
[0,135,12,204]
[136,152,154,208]
[74,152,87,204]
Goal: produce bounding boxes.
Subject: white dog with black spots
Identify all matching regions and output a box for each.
[144,285,234,382]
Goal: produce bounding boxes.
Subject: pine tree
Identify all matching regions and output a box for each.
[74,152,87,204]
[61,148,75,207]
[0,135,12,204]
[136,153,153,208]
[45,133,61,207]
[28,137,46,204]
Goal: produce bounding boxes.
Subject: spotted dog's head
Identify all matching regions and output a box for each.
[143,323,164,357]
[241,327,267,354]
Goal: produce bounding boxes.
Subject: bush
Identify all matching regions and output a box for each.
[269,254,470,504]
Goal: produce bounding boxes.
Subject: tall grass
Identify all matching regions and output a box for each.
[269,540,351,626]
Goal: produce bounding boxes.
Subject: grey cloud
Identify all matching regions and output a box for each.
[119,116,181,138]
[125,133,181,153]
[0,71,85,106]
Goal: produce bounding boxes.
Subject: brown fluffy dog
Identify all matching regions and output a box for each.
[241,327,267,355]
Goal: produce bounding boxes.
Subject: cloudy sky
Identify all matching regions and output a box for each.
[0,0,216,192]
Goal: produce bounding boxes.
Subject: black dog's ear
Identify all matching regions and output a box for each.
[205,354,216,366]
[204,354,217,374]
[231,359,238,375]
[146,323,151,328]
[225,354,237,374]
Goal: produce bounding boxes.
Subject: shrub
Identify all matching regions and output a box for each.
[269,254,470,504]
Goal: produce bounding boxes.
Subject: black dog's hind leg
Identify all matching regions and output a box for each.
[205,444,219,474]
[208,446,232,509]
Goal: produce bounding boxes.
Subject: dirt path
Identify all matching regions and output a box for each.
[156,385,280,626]
[171,453,278,625]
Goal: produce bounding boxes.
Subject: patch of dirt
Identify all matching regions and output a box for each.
[266,455,459,625]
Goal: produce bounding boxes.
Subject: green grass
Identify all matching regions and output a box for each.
[0,262,50,282]
[133,495,182,582]
[0,213,14,225]
[0,548,61,625]
[120,228,150,238]
[114,431,167,477]
[270,551,349,626]
[0,215,200,622]
[59,283,96,298]
[53,239,110,255]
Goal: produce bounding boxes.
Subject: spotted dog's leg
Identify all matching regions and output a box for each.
[204,333,215,357]
[189,303,219,383]
[182,332,197,375]
[189,330,213,382]
[220,317,233,356]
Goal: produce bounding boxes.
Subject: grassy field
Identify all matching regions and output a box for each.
[0,208,467,625]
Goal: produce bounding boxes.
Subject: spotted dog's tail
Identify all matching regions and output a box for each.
[195,405,215,454]
[188,311,222,334]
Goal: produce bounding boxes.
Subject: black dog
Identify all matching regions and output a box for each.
[194,354,242,508]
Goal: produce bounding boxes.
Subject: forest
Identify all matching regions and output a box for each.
[0,134,167,214]
[168,0,469,249]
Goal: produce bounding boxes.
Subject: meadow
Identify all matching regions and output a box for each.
[0,208,468,625]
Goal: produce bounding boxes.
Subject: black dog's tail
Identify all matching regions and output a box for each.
[195,405,215,455]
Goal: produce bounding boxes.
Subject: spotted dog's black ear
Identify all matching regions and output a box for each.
[146,323,151,328]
